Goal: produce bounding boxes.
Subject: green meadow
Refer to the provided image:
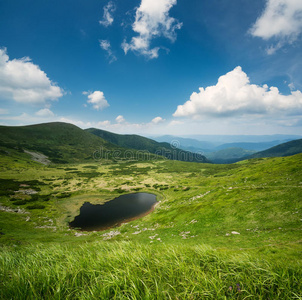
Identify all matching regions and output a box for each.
[0,151,302,299]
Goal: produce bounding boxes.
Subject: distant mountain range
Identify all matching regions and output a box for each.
[152,134,302,163]
[0,122,301,165]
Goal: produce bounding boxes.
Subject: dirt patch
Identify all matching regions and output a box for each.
[24,150,51,165]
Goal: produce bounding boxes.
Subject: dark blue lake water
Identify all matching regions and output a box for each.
[69,193,157,231]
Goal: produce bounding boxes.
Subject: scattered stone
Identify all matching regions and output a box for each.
[231,231,240,235]
[226,233,230,236]
[149,234,158,240]
[190,191,211,201]
[24,150,51,165]
[180,231,191,239]
[132,231,141,235]
[0,205,28,214]
[74,232,87,237]
[102,230,121,240]
[15,189,38,195]
[35,226,56,230]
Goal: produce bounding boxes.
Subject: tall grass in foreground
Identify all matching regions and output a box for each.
[1,241,301,299]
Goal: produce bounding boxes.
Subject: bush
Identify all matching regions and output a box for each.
[27,204,45,209]
[13,200,27,205]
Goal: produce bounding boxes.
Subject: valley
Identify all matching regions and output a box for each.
[0,126,301,298]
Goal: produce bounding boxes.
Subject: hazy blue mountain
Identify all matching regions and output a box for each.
[152,135,218,150]
[205,147,257,164]
[183,134,302,143]
[214,140,294,151]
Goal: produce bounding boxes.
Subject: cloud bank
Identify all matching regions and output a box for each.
[173,66,302,118]
[0,48,63,104]
[122,0,182,59]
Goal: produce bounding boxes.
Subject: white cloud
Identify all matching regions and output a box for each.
[173,66,302,118]
[99,1,116,27]
[58,117,93,128]
[99,40,117,63]
[250,0,302,41]
[151,116,165,124]
[122,0,182,59]
[115,115,125,123]
[97,120,111,127]
[86,91,110,111]
[35,108,55,118]
[0,48,63,104]
[265,41,283,55]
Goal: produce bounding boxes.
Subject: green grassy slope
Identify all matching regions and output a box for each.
[0,122,159,164]
[1,242,300,299]
[248,138,302,159]
[86,128,209,163]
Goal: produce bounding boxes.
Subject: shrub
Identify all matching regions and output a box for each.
[27,204,45,209]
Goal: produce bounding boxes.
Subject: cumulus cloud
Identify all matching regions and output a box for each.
[86,91,110,111]
[99,1,116,27]
[35,108,55,117]
[115,115,125,123]
[99,40,117,63]
[250,0,302,45]
[151,116,165,124]
[122,0,182,59]
[0,48,63,104]
[173,66,302,118]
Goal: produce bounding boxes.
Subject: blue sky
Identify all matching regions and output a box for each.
[0,0,302,135]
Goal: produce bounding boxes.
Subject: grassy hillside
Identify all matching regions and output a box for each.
[0,122,161,164]
[2,242,300,299]
[86,128,209,163]
[0,152,301,298]
[248,138,302,159]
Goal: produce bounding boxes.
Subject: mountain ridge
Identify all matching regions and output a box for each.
[247,138,302,159]
[85,128,209,163]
